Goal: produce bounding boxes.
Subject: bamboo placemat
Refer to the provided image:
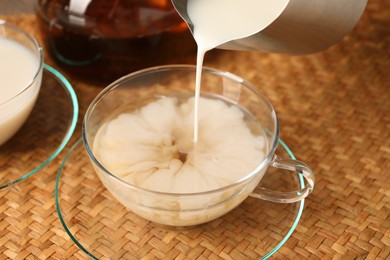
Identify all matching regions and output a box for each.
[1,0,389,258]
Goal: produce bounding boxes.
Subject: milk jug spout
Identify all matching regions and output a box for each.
[171,0,368,55]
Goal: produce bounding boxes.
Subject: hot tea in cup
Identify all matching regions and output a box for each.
[83,65,314,227]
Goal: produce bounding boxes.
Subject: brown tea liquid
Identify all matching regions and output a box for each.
[36,0,197,83]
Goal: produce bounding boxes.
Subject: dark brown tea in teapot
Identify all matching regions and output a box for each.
[36,0,197,83]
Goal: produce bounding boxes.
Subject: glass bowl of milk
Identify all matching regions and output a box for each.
[0,20,43,146]
[83,65,314,227]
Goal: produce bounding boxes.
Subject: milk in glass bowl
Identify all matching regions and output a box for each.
[83,65,314,227]
[0,20,43,145]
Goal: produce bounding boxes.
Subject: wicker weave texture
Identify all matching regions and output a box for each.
[0,0,389,258]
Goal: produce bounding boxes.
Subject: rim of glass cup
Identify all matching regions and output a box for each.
[0,20,44,107]
[82,64,280,197]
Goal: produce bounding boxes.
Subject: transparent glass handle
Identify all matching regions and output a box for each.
[249,155,315,203]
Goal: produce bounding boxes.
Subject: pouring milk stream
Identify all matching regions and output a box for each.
[188,0,290,142]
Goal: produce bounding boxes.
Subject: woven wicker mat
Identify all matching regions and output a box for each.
[1,0,389,258]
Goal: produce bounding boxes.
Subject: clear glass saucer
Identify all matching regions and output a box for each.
[0,64,78,189]
[56,137,305,259]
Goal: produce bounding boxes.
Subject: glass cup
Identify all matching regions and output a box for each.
[0,20,43,145]
[83,65,314,227]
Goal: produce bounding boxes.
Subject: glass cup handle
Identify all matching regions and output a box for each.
[249,155,315,203]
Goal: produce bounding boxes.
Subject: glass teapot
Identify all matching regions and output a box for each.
[36,0,197,83]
